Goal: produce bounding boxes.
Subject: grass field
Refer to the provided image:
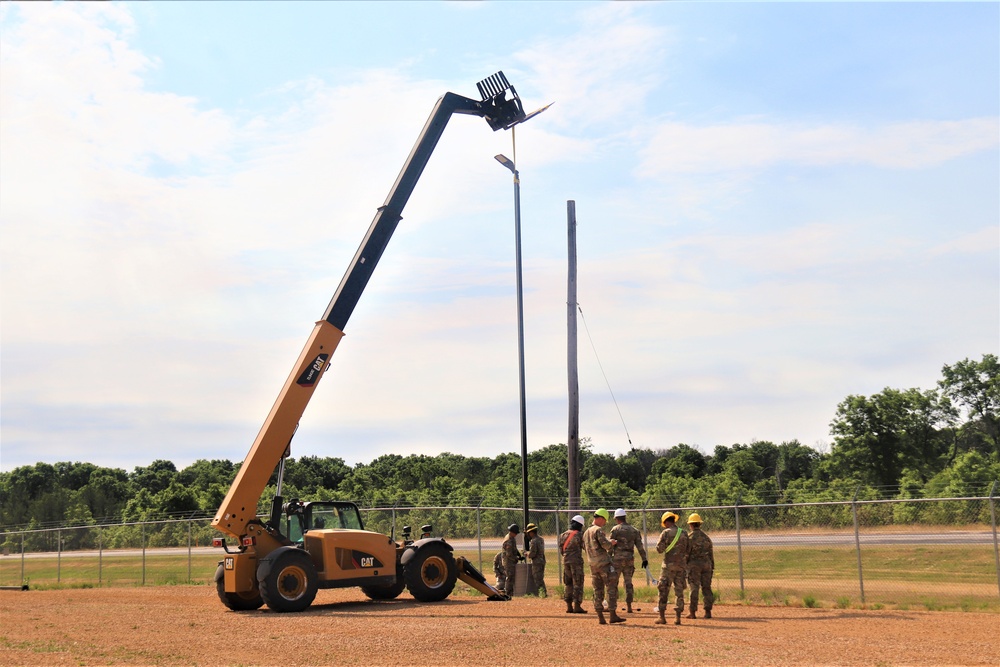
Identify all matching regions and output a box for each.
[2,544,997,613]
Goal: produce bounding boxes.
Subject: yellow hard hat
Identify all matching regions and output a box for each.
[525,523,538,533]
[687,513,703,525]
[594,508,610,521]
[660,511,678,527]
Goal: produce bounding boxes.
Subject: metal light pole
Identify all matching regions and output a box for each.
[495,153,529,538]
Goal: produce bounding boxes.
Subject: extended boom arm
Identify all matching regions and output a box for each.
[212,73,528,539]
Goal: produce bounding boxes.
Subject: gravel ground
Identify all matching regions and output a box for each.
[1,586,996,666]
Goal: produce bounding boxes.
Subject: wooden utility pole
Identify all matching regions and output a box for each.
[567,200,580,511]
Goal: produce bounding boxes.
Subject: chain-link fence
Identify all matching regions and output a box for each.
[2,495,998,611]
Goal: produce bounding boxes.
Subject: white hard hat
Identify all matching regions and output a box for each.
[571,514,585,525]
[614,508,627,518]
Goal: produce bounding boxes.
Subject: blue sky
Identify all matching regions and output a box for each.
[1,2,997,473]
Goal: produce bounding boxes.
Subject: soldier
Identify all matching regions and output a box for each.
[609,508,648,613]
[558,514,586,614]
[501,523,522,597]
[686,513,714,619]
[524,523,547,597]
[583,508,625,625]
[493,551,506,591]
[655,511,690,626]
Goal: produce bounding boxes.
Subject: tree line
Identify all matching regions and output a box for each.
[1,355,997,531]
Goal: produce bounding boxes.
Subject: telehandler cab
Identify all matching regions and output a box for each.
[212,72,538,612]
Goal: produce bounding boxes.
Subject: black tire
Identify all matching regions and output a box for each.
[215,565,265,611]
[259,549,318,613]
[361,576,406,601]
[404,542,457,602]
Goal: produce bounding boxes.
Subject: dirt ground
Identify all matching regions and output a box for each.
[0,586,996,666]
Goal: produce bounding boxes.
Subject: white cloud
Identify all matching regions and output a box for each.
[639,118,999,175]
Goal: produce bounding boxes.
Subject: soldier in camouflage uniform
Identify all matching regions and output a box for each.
[558,514,586,613]
[501,523,523,597]
[583,508,625,624]
[524,523,547,597]
[686,513,714,619]
[609,508,648,613]
[493,551,506,591]
[655,511,689,626]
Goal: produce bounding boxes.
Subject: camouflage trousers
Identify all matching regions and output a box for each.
[563,561,584,605]
[590,563,619,613]
[657,563,687,613]
[613,557,637,603]
[502,557,519,596]
[530,560,547,595]
[494,568,506,592]
[687,559,714,612]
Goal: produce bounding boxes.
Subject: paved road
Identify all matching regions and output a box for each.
[5,530,995,560]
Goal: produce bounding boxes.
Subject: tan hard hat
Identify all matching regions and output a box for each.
[525,523,538,533]
[660,511,678,527]
[687,512,703,524]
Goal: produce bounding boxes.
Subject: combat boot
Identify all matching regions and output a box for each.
[675,609,682,625]
[654,608,667,625]
[626,596,634,613]
[705,609,712,619]
[566,600,574,613]
[597,608,607,625]
[573,602,587,614]
[609,609,626,624]
[687,608,697,619]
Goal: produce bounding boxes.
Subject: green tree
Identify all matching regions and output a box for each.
[130,460,178,496]
[829,387,953,487]
[939,354,1000,457]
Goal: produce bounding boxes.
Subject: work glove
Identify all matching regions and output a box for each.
[641,560,648,569]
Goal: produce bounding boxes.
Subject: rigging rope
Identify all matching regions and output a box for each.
[576,304,633,446]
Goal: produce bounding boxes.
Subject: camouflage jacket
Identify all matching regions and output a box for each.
[583,524,613,570]
[558,529,584,565]
[687,527,714,566]
[493,551,504,574]
[501,533,521,562]
[656,526,690,567]
[609,522,647,562]
[526,535,545,562]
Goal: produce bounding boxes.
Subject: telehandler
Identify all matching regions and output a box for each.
[212,72,537,612]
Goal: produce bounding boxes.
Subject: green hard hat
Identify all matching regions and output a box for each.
[594,508,610,521]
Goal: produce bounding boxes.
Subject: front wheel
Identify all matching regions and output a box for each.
[259,549,318,612]
[404,542,457,602]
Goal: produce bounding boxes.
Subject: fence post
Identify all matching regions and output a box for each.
[98,526,103,586]
[57,528,62,584]
[20,532,25,586]
[391,500,398,542]
[476,498,483,572]
[990,481,999,601]
[187,521,193,584]
[735,492,744,594]
[555,501,562,579]
[642,497,652,585]
[852,485,865,604]
[141,523,146,586]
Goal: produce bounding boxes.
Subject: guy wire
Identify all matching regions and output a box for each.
[577,304,632,446]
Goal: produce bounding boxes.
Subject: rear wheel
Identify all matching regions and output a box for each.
[259,549,318,612]
[361,576,406,601]
[215,564,264,611]
[404,542,457,602]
